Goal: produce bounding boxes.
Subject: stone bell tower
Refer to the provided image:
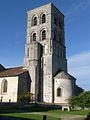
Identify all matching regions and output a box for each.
[24,3,67,103]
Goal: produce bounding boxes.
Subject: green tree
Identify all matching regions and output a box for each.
[69,91,90,110]
[69,96,79,109]
[78,91,90,109]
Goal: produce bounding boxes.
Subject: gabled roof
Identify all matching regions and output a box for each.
[0,66,28,77]
[54,69,76,80]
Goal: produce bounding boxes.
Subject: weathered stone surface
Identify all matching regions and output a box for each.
[24,3,77,104]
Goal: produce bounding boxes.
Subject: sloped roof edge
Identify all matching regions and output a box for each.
[0,64,6,72]
[0,66,28,77]
[54,68,76,80]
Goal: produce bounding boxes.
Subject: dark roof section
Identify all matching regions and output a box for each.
[75,85,84,96]
[0,64,6,72]
[54,68,76,80]
[0,66,28,77]
[51,3,64,17]
[53,68,62,77]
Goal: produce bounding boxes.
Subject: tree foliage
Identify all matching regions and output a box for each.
[18,93,33,103]
[69,91,90,109]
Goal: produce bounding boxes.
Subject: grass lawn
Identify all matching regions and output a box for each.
[0,113,58,120]
[0,105,89,120]
[47,109,90,115]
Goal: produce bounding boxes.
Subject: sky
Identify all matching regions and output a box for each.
[0,0,90,91]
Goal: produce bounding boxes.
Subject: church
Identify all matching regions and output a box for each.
[0,3,83,104]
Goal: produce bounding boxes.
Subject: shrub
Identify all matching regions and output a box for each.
[18,93,33,103]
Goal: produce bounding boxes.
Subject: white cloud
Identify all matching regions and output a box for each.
[68,51,90,91]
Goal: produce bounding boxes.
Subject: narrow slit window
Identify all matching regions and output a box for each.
[42,14,46,24]
[1,80,8,94]
[57,88,61,97]
[54,16,58,26]
[27,48,29,57]
[42,30,46,40]
[33,33,36,41]
[33,17,37,26]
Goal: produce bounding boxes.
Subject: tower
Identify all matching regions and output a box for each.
[24,3,67,103]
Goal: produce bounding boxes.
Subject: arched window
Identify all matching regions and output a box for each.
[32,16,37,26]
[42,30,46,40]
[33,33,36,41]
[57,87,61,97]
[54,30,57,41]
[42,14,46,24]
[1,80,8,94]
[54,16,58,26]
[59,20,62,29]
[54,32,56,40]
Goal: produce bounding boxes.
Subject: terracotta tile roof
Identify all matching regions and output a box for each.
[0,66,28,77]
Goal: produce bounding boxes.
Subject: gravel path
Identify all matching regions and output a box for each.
[23,112,86,120]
